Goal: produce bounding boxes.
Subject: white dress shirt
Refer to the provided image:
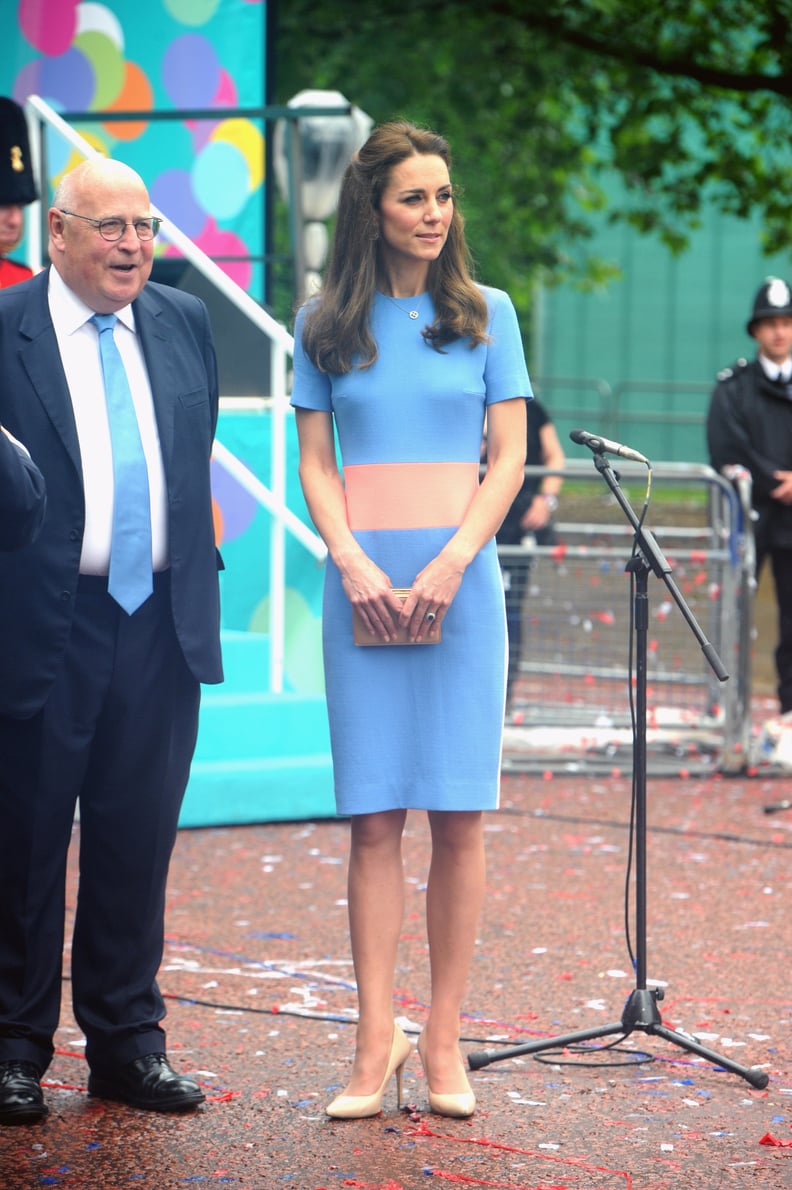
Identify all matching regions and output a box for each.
[759,353,792,384]
[48,267,169,575]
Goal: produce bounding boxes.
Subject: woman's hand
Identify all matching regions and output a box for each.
[400,555,464,642]
[340,557,404,642]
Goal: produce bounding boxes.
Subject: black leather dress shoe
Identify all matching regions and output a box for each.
[87,1053,205,1112]
[0,1060,48,1125]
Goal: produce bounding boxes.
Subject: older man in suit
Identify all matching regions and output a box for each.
[0,157,223,1125]
[0,427,45,549]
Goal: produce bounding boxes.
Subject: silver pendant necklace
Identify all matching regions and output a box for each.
[383,293,424,320]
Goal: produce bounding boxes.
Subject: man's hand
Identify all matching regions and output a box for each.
[770,470,792,504]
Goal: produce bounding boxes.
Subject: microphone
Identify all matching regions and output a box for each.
[569,428,649,465]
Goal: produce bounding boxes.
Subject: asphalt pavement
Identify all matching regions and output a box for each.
[1,725,791,1189]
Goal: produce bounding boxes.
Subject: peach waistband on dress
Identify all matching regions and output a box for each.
[344,461,479,531]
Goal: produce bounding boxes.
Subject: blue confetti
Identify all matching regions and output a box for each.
[246,931,296,940]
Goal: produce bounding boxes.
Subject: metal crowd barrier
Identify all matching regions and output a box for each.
[496,461,755,777]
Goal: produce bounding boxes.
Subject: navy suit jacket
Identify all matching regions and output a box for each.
[0,431,46,550]
[0,267,224,717]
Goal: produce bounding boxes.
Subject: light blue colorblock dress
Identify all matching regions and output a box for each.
[291,286,532,815]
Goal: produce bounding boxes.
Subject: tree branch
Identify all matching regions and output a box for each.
[518,11,792,98]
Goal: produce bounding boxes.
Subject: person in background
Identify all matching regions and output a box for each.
[0,97,37,288]
[0,157,223,1126]
[291,120,529,1120]
[0,426,45,550]
[489,396,564,715]
[707,276,792,716]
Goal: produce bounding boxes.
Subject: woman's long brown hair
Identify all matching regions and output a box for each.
[299,120,489,375]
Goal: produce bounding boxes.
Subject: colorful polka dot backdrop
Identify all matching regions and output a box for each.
[7,0,266,297]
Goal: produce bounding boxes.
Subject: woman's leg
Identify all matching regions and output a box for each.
[343,808,407,1094]
[422,810,486,1090]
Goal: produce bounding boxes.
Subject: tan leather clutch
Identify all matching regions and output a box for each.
[352,588,441,646]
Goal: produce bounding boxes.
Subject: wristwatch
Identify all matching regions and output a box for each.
[540,493,558,512]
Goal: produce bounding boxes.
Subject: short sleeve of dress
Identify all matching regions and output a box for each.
[482,286,533,407]
[290,304,332,412]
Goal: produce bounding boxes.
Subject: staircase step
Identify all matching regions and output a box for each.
[217,628,271,690]
[180,630,336,826]
[194,690,330,761]
[181,754,336,826]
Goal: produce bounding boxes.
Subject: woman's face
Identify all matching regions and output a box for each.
[376,153,453,272]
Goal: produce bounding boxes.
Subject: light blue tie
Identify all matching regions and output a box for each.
[91,313,153,614]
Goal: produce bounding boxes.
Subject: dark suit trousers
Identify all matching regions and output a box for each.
[0,573,200,1075]
[755,529,792,713]
[767,548,792,714]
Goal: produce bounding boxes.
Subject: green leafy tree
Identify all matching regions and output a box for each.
[273,0,792,324]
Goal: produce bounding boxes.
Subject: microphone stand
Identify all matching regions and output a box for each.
[470,450,768,1089]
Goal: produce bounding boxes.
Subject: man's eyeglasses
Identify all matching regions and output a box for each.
[58,209,162,242]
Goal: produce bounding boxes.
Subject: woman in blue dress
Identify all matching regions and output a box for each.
[291,121,530,1119]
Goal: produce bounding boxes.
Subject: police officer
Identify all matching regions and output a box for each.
[0,97,37,288]
[707,277,792,714]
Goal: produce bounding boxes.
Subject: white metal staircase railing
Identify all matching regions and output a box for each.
[22,94,327,694]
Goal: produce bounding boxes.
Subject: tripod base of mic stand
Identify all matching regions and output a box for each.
[468,988,768,1089]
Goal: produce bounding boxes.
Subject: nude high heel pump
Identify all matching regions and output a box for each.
[417,1032,476,1119]
[326,1022,412,1119]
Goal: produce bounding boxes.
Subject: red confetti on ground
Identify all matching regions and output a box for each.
[405,1116,633,1188]
[340,1181,407,1189]
[759,1132,792,1148]
[424,1173,570,1188]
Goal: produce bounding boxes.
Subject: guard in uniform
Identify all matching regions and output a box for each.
[0,97,37,288]
[707,277,792,713]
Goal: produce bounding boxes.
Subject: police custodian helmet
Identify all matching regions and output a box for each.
[747,276,792,335]
[0,97,37,207]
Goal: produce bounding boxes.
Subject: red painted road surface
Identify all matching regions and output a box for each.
[1,759,791,1189]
